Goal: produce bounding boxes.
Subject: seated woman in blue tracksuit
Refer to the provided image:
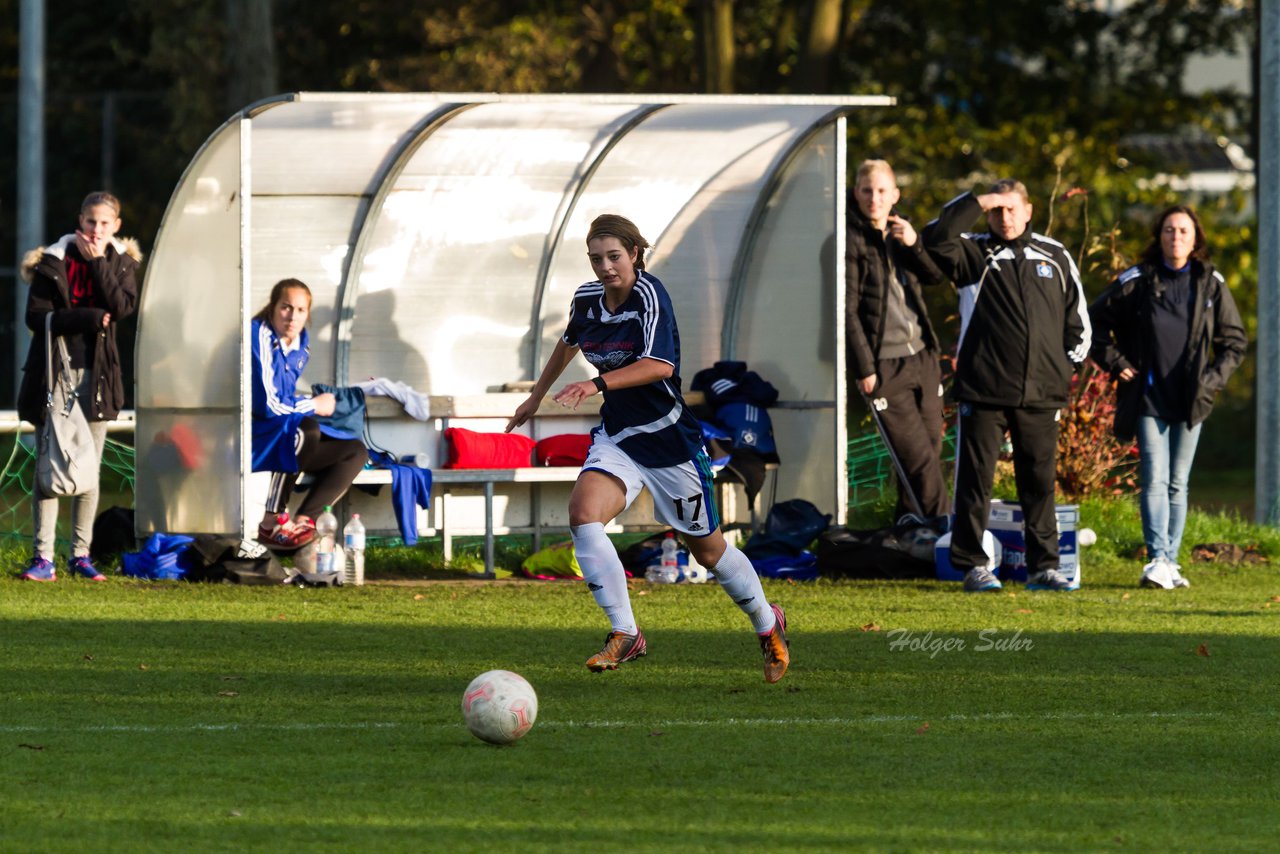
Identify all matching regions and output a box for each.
[251,278,366,550]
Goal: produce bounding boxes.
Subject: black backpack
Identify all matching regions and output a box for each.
[91,506,137,564]
[183,535,288,585]
[743,499,832,559]
[814,526,935,580]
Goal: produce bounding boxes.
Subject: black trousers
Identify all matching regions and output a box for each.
[266,418,367,521]
[951,402,1060,575]
[863,350,949,521]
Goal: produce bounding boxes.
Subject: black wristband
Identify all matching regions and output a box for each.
[592,376,608,394]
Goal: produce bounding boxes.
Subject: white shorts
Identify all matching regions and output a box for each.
[582,431,719,538]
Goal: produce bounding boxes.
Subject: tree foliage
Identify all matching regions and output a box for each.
[0,0,1259,461]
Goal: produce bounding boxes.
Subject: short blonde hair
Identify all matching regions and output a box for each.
[855,159,896,186]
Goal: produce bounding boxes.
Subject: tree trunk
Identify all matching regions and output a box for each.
[701,0,735,94]
[794,0,842,93]
[225,0,277,112]
[578,2,623,92]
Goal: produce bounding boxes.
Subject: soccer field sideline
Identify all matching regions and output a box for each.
[3,706,1271,737]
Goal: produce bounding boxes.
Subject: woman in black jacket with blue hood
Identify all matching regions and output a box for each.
[1090,205,1246,590]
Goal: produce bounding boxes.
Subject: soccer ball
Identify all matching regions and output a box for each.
[900,525,941,562]
[461,670,538,745]
[683,562,710,584]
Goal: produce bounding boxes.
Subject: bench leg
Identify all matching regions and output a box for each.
[532,483,542,552]
[441,488,453,563]
[719,478,739,529]
[483,481,495,579]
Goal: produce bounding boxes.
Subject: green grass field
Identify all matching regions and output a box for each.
[4,497,1280,853]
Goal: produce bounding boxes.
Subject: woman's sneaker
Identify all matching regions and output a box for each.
[1139,558,1175,590]
[69,555,106,581]
[20,556,56,582]
[257,514,316,551]
[759,603,790,683]
[585,630,647,672]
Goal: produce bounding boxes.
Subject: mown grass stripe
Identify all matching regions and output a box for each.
[3,708,1268,735]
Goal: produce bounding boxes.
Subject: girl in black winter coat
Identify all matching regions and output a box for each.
[1090,205,1246,590]
[17,191,140,582]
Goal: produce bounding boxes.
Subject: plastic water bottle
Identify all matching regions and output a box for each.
[315,506,339,574]
[343,514,366,586]
[658,532,682,583]
[644,533,681,584]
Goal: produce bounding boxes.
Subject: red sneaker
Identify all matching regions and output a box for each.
[257,514,315,551]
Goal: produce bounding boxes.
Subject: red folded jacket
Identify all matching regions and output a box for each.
[444,427,535,469]
[535,433,593,467]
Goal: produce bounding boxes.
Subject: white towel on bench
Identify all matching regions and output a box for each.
[354,377,431,421]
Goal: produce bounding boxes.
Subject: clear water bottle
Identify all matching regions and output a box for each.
[659,532,682,583]
[645,533,682,584]
[315,505,339,574]
[343,513,366,586]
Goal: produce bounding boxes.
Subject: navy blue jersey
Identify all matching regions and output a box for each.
[562,271,704,468]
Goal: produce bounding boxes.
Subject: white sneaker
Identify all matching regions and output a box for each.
[1139,558,1175,590]
[1167,562,1190,588]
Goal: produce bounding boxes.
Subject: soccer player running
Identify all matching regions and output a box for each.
[923,180,1091,593]
[506,214,789,682]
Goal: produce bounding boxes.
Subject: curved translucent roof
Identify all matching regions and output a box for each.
[134,92,890,537]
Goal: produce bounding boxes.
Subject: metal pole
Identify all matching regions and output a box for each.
[16,0,45,397]
[1257,0,1280,526]
[859,388,926,522]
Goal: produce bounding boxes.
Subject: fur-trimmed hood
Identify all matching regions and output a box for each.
[20,234,144,283]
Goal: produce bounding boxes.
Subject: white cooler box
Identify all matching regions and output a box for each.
[936,501,1079,586]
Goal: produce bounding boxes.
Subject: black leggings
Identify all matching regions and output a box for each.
[265,418,367,521]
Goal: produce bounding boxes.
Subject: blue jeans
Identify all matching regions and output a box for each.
[1137,415,1202,563]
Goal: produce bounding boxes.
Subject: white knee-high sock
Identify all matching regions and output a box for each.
[712,542,776,634]
[571,522,636,634]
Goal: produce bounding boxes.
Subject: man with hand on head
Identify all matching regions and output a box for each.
[923,180,1091,593]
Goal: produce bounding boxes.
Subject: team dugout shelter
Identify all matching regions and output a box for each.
[135,92,892,544]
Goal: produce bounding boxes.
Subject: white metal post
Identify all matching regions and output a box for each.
[240,117,254,540]
[834,116,849,525]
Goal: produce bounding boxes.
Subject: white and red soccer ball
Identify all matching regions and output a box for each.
[461,670,538,745]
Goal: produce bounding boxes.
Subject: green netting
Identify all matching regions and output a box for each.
[847,426,957,509]
[0,432,136,545]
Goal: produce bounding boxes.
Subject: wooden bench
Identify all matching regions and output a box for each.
[307,389,775,576]
[340,463,586,577]
[297,391,605,576]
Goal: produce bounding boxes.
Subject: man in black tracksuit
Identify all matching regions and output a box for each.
[923,180,1091,592]
[846,159,950,522]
